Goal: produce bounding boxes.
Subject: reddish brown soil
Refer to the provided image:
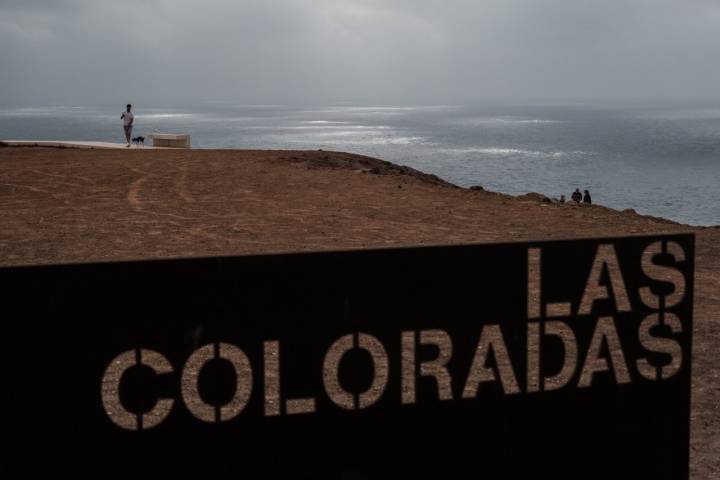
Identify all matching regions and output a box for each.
[1,147,718,478]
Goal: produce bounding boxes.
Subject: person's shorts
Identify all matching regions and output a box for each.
[123,125,133,136]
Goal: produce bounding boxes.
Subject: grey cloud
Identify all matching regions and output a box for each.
[1,0,719,106]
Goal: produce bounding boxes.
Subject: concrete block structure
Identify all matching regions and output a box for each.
[149,133,191,148]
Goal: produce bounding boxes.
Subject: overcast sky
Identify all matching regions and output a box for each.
[1,0,720,106]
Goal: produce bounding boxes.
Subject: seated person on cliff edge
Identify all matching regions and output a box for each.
[583,189,592,205]
[571,188,582,204]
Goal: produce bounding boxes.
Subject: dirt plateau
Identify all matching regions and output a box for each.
[1,146,718,479]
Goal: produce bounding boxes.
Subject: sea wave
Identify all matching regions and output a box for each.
[140,113,196,120]
[283,125,390,131]
[301,120,352,125]
[267,133,425,146]
[511,119,562,124]
[443,147,594,158]
[460,117,564,126]
[318,136,424,145]
[0,106,98,116]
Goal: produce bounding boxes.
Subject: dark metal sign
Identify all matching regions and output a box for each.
[2,235,693,479]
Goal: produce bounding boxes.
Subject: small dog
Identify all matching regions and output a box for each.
[131,136,145,147]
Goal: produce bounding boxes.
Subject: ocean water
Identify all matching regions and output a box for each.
[1,102,718,226]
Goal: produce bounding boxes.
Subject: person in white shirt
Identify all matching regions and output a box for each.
[121,104,134,147]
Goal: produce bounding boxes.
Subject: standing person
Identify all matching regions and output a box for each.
[121,104,134,147]
[583,189,592,205]
[571,188,582,204]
